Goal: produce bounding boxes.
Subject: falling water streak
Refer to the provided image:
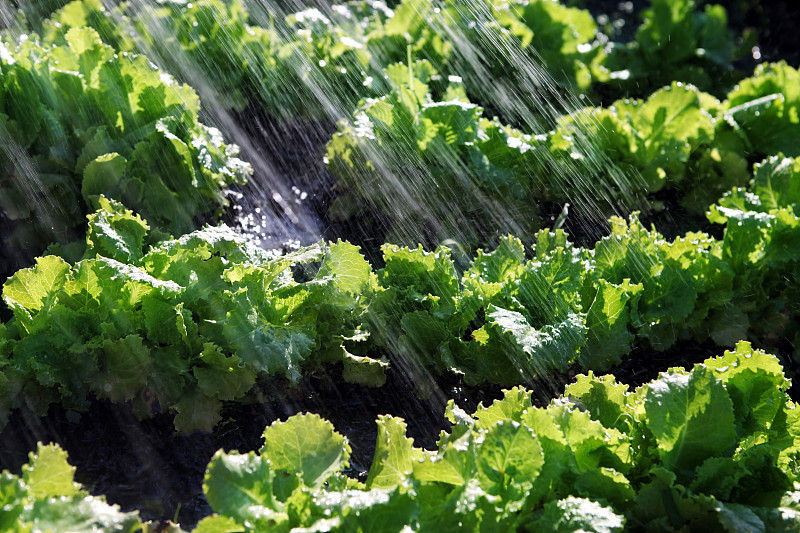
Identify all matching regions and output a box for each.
[137,0,328,241]
[430,0,653,224]
[0,0,675,415]
[0,2,17,30]
[449,3,639,229]
[131,0,654,401]
[0,119,75,266]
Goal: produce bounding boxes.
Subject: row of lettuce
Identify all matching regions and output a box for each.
[1,0,799,530]
[2,142,799,433]
[1,0,799,430]
[4,0,800,265]
[5,343,800,531]
[0,25,252,273]
[29,0,743,121]
[324,60,797,248]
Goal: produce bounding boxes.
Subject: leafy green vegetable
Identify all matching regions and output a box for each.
[708,153,800,354]
[549,81,747,214]
[32,0,753,243]
[200,342,800,531]
[434,0,607,124]
[326,64,544,250]
[39,0,743,126]
[723,62,800,160]
[591,214,734,350]
[261,413,352,491]
[606,0,739,98]
[644,365,737,482]
[43,0,438,119]
[531,496,625,532]
[0,26,250,271]
[1,442,145,532]
[0,202,381,433]
[4,189,790,433]
[1,2,797,530]
[327,64,756,251]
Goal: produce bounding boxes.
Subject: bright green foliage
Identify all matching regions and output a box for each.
[0,204,381,433]
[277,0,439,118]
[305,205,784,388]
[44,0,279,112]
[202,343,800,531]
[723,62,800,160]
[43,0,444,119]
[38,0,743,125]
[364,243,462,387]
[505,0,606,92]
[200,414,364,531]
[0,26,250,269]
[468,231,590,382]
[0,443,144,532]
[364,216,737,384]
[644,366,737,482]
[530,496,625,532]
[366,415,424,489]
[2,195,789,430]
[591,214,734,350]
[549,82,748,214]
[1,1,796,528]
[326,66,544,250]
[261,413,352,491]
[42,0,603,124]
[142,0,279,112]
[10,0,72,30]
[365,235,585,386]
[437,0,608,122]
[84,195,150,264]
[328,72,755,250]
[31,0,754,245]
[606,0,739,98]
[42,0,133,51]
[582,279,642,370]
[203,450,281,527]
[708,153,800,357]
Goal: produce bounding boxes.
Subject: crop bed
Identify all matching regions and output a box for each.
[0,338,725,526]
[1,0,800,531]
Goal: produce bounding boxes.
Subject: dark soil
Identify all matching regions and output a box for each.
[715,0,800,67]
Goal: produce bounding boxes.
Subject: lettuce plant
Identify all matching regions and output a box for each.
[0,199,381,433]
[722,61,800,161]
[364,216,736,388]
[196,342,800,532]
[549,81,748,214]
[2,200,791,433]
[606,0,739,98]
[0,26,250,271]
[708,154,800,355]
[0,443,147,532]
[326,64,544,250]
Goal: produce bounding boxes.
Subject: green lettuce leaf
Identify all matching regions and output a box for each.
[531,496,625,532]
[260,413,351,492]
[366,415,423,489]
[644,366,737,482]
